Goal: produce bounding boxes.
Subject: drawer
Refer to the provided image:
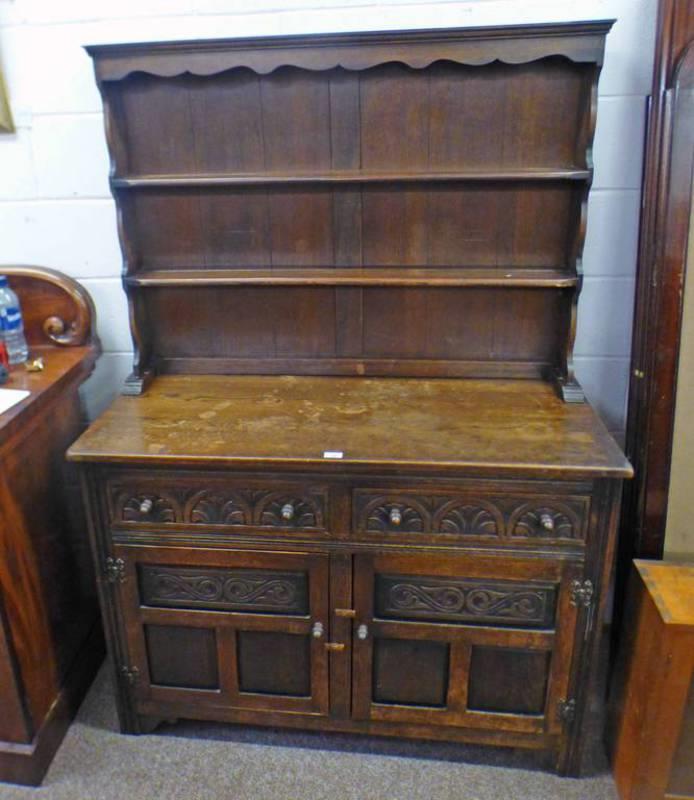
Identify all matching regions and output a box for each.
[106,472,329,533]
[352,488,589,544]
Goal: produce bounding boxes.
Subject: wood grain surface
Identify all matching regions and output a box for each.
[68,374,630,477]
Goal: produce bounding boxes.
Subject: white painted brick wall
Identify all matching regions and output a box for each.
[0,0,656,432]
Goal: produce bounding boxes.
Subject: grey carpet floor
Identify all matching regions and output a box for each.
[0,666,618,800]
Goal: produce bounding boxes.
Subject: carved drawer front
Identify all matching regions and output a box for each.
[114,545,330,718]
[106,474,328,533]
[353,489,589,544]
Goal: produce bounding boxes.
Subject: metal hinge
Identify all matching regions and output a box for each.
[120,666,139,687]
[557,698,576,725]
[569,579,594,609]
[104,557,126,584]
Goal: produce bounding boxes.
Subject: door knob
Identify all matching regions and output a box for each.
[356,624,368,640]
[311,621,324,639]
[540,513,555,532]
[389,507,402,526]
[139,498,153,515]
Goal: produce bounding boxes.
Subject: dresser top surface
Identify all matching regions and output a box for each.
[68,375,630,478]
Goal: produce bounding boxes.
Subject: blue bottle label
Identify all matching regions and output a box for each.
[2,307,22,331]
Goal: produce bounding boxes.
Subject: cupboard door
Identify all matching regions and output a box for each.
[352,553,580,735]
[115,545,329,716]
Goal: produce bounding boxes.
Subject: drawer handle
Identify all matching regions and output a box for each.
[139,498,153,515]
[281,502,295,522]
[540,513,555,532]
[311,621,324,639]
[357,624,369,641]
[389,507,402,526]
[325,642,345,652]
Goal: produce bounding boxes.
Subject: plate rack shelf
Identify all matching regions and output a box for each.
[90,22,608,399]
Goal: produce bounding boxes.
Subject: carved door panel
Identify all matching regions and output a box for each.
[114,545,329,716]
[352,553,582,735]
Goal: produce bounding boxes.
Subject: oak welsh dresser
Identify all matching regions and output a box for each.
[68,22,631,776]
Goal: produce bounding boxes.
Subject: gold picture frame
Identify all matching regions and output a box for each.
[0,68,14,133]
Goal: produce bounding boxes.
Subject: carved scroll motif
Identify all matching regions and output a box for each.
[378,575,555,627]
[140,565,308,614]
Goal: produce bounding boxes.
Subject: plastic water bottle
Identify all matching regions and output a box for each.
[0,276,29,365]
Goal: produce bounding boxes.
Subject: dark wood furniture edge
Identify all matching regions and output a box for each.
[1,265,99,348]
[0,623,104,787]
[619,0,694,576]
[563,479,623,774]
[79,469,138,735]
[68,453,632,480]
[133,700,561,750]
[86,20,615,81]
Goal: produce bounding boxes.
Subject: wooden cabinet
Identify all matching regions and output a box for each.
[71,382,629,775]
[608,561,694,800]
[0,267,101,785]
[104,538,585,744]
[70,21,630,777]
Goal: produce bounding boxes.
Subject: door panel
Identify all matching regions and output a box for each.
[372,638,450,705]
[115,544,329,716]
[467,646,550,713]
[352,552,580,734]
[145,624,219,689]
[236,631,311,696]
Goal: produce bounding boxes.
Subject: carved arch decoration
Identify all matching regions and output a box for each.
[431,499,504,537]
[184,490,252,526]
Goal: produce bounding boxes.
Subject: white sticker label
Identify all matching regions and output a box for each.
[323,450,344,459]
